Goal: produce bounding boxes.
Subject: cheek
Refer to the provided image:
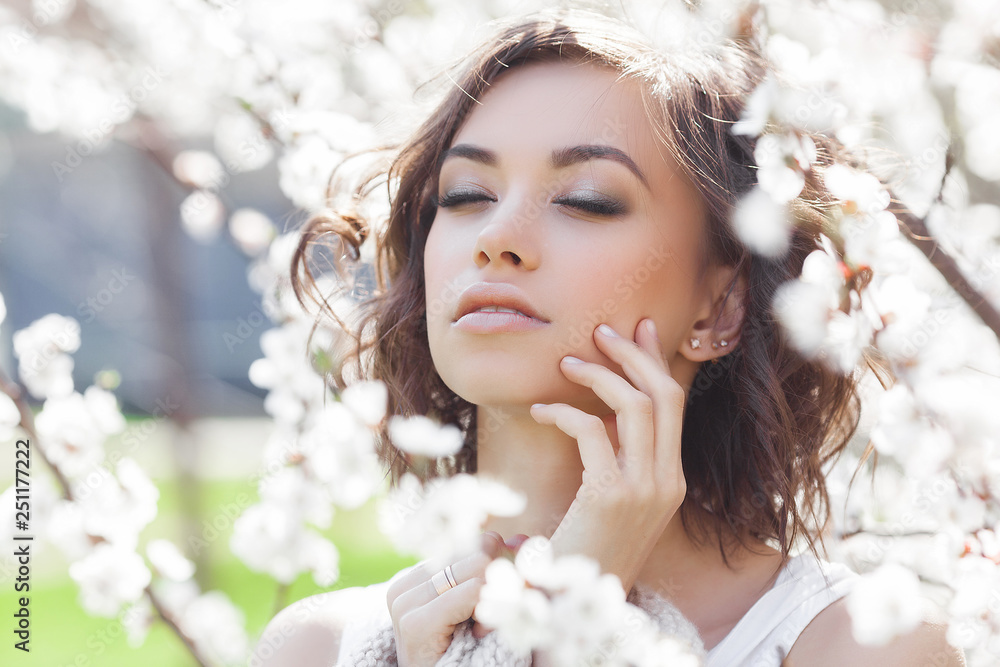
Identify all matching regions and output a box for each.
[558,250,682,348]
[423,225,451,313]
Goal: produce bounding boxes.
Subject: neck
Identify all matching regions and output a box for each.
[476,404,584,539]
[475,403,704,575]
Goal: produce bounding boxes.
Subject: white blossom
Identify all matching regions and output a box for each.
[248,324,328,426]
[378,473,525,566]
[845,562,925,646]
[228,207,276,256]
[732,186,793,258]
[341,380,388,428]
[475,536,703,666]
[278,135,343,211]
[69,543,151,617]
[258,465,333,529]
[147,539,195,582]
[172,150,225,189]
[388,414,464,458]
[65,457,159,549]
[229,501,339,585]
[177,591,250,665]
[476,557,553,653]
[753,131,816,202]
[35,388,126,478]
[870,384,955,478]
[122,597,155,648]
[214,111,274,173]
[180,190,226,243]
[824,163,890,216]
[12,314,81,399]
[299,400,384,509]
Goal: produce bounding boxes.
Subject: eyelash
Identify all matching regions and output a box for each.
[435,191,626,217]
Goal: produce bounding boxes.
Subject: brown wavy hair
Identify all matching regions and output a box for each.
[290,7,887,566]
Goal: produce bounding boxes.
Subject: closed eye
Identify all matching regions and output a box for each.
[435,191,626,217]
[435,191,496,208]
[553,193,626,217]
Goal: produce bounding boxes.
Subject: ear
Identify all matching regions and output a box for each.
[679,263,746,363]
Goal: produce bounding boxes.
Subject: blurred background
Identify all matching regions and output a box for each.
[0,110,415,666]
[2,0,1000,665]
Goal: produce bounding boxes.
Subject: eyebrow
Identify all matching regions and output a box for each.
[437,143,649,190]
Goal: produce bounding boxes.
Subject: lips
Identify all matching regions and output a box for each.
[454,283,549,323]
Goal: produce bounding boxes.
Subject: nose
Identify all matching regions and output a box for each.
[472,194,540,270]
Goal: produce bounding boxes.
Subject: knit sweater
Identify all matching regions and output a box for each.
[338,582,707,666]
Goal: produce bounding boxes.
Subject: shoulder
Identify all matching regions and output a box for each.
[252,584,389,667]
[784,596,967,666]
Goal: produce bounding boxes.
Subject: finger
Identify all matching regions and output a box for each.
[530,402,619,473]
[595,321,688,477]
[386,560,429,614]
[634,318,669,374]
[387,532,500,612]
[595,322,682,400]
[556,355,654,471]
[505,534,529,553]
[392,548,493,617]
[400,576,484,636]
[481,530,504,559]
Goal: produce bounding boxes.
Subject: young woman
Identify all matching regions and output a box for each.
[257,8,965,666]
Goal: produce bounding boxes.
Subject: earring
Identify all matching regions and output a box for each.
[690,338,701,349]
[711,339,729,350]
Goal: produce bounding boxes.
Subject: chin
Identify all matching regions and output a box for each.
[436,359,607,416]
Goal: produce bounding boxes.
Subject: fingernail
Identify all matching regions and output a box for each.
[645,319,658,339]
[562,355,584,364]
[597,324,618,338]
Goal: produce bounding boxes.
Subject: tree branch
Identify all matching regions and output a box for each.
[146,583,212,667]
[0,364,213,666]
[0,367,75,501]
[889,201,1000,341]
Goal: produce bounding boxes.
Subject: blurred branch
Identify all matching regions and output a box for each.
[0,366,213,666]
[272,582,289,619]
[889,200,1000,340]
[0,366,74,501]
[146,583,211,667]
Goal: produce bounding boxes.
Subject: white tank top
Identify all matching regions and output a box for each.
[336,552,859,666]
[706,551,859,666]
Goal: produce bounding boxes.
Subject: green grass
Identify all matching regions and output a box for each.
[0,473,416,666]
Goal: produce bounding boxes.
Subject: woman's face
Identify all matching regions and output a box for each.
[424,60,714,413]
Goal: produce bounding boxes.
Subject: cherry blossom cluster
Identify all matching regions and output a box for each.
[0,300,249,665]
[475,535,703,666]
[670,1,1000,660]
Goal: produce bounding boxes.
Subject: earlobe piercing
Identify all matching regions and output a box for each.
[690,338,701,349]
[711,339,729,350]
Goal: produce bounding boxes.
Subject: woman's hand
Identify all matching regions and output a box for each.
[385,531,523,666]
[530,318,687,596]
